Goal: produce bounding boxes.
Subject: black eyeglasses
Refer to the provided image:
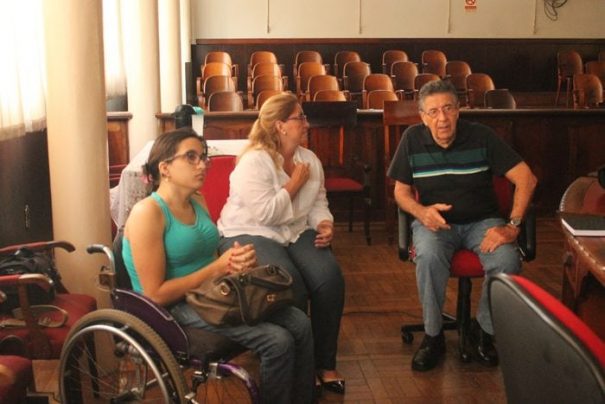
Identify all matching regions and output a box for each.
[286,113,307,122]
[165,150,209,165]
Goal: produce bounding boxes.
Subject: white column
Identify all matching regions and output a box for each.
[158,0,182,113]
[121,0,161,159]
[180,0,192,104]
[43,0,112,297]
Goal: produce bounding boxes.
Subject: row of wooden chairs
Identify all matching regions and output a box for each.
[555,50,605,107]
[196,49,522,111]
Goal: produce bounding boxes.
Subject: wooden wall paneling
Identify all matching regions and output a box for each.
[0,131,53,246]
[107,112,132,166]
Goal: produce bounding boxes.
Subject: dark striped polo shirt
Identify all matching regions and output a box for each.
[387,119,522,224]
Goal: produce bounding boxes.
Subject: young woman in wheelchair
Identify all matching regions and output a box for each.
[122,128,315,404]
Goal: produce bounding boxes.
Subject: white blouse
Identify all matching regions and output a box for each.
[217,147,333,245]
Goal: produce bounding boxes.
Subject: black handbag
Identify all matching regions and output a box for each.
[186,264,294,327]
[0,248,60,314]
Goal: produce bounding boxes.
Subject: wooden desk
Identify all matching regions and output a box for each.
[559,176,605,339]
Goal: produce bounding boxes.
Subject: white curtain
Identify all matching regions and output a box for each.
[0,0,47,140]
[0,0,128,140]
[103,0,127,98]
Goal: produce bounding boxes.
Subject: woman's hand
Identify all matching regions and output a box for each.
[315,220,334,248]
[284,162,310,199]
[217,241,257,274]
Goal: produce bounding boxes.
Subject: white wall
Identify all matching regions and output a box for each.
[191,0,605,39]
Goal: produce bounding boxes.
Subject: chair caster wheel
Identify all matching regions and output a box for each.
[401,331,414,344]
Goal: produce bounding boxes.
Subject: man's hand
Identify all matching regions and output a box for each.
[480,225,520,253]
[419,203,452,232]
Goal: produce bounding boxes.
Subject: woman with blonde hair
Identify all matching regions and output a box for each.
[218,93,346,394]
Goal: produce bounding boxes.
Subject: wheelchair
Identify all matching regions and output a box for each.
[58,241,260,403]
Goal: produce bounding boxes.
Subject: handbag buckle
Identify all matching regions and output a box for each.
[219,282,231,296]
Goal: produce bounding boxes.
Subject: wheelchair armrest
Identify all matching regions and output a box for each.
[518,204,537,262]
[0,240,75,256]
[398,208,412,261]
[0,273,53,292]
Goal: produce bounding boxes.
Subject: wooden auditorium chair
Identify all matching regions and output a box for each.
[247,62,288,95]
[365,89,399,110]
[342,61,371,107]
[333,50,361,81]
[489,274,605,404]
[204,51,239,79]
[307,75,341,102]
[256,89,284,110]
[413,73,440,99]
[556,50,583,107]
[362,73,395,108]
[466,73,496,108]
[445,60,472,105]
[248,75,284,109]
[382,50,409,75]
[484,89,517,109]
[421,49,447,78]
[198,74,237,109]
[391,61,419,100]
[293,50,325,77]
[398,177,536,362]
[207,91,244,112]
[247,50,283,77]
[295,61,327,101]
[196,62,234,99]
[573,73,604,108]
[313,89,348,102]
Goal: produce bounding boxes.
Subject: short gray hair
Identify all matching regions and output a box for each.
[418,80,459,111]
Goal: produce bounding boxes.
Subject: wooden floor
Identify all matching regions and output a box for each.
[33,215,565,403]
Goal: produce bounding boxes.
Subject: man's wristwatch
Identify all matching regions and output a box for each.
[507,217,522,228]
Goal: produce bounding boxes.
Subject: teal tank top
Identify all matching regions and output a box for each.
[123,192,219,293]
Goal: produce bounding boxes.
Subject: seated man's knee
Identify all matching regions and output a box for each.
[484,245,522,275]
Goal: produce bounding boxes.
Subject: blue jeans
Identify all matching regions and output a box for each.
[411,217,522,336]
[170,302,314,404]
[219,229,345,371]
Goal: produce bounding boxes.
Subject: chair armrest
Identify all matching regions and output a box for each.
[0,273,54,292]
[398,208,411,261]
[0,240,75,256]
[518,205,537,262]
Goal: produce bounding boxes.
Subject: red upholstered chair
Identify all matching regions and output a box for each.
[489,274,605,403]
[199,155,237,223]
[0,355,34,403]
[398,177,536,361]
[303,101,372,244]
[0,241,97,359]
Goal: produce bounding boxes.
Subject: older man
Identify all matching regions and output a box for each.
[388,80,537,371]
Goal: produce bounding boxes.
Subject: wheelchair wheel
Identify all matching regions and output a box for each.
[59,309,190,403]
[195,360,260,403]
